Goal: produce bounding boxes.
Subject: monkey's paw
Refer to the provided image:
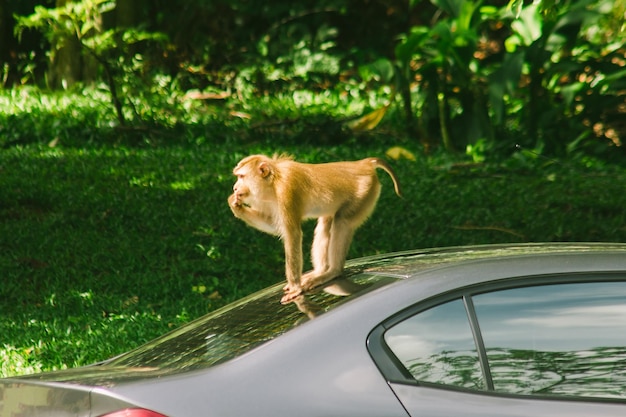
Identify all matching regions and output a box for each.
[228,194,251,212]
[300,272,335,292]
[280,286,303,304]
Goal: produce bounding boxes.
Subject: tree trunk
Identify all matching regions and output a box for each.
[0,0,9,85]
[115,0,143,27]
[48,0,82,88]
[49,36,82,89]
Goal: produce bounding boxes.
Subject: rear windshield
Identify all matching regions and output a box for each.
[105,272,398,372]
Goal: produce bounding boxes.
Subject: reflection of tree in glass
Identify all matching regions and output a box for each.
[488,347,626,398]
[406,346,626,399]
[406,350,484,390]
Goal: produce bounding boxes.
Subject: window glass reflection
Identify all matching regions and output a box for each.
[385,299,484,390]
[473,282,626,398]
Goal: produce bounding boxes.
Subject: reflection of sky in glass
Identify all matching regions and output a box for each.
[473,282,626,351]
[385,299,473,361]
[385,299,483,389]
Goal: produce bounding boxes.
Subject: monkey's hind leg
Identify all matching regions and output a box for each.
[310,216,333,273]
[301,218,355,292]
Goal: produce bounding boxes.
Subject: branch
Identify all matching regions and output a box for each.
[451,224,525,239]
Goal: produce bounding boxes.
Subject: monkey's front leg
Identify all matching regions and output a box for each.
[280,226,304,304]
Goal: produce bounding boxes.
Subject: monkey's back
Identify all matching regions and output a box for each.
[280,159,381,219]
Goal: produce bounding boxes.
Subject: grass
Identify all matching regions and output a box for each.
[2,87,626,377]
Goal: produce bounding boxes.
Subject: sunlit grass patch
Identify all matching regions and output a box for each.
[0,345,44,377]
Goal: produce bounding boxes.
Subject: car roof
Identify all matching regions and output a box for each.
[351,242,626,277]
[356,242,626,308]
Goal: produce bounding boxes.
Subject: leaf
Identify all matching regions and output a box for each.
[395,27,429,64]
[511,3,542,45]
[560,82,584,108]
[456,0,477,32]
[507,0,524,18]
[553,4,599,33]
[359,58,395,83]
[345,105,389,132]
[386,146,417,161]
[488,51,524,123]
[430,0,465,18]
[122,30,169,44]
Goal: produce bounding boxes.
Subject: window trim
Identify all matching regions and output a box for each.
[463,295,494,390]
[367,272,626,401]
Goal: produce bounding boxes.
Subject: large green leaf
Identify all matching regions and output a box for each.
[488,51,524,124]
[359,58,395,84]
[395,27,429,64]
[509,2,542,47]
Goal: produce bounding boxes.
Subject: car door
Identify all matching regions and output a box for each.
[369,276,626,417]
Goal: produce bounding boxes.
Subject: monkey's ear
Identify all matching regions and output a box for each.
[258,162,272,178]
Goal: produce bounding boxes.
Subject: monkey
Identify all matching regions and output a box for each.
[228,154,401,303]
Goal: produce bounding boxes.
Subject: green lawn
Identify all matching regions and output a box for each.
[2,90,626,377]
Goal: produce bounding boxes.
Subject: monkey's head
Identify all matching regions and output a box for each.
[231,155,276,207]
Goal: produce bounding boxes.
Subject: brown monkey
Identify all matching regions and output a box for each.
[228,154,401,303]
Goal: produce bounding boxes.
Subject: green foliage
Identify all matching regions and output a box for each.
[254,23,343,86]
[362,0,504,149]
[14,0,168,125]
[6,0,624,158]
[15,1,116,48]
[358,0,625,156]
[501,0,625,153]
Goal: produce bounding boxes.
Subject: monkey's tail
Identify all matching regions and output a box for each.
[371,158,402,197]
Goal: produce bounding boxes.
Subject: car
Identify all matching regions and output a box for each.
[2,242,626,417]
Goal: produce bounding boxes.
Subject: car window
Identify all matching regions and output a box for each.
[473,281,626,399]
[383,280,626,401]
[384,299,485,390]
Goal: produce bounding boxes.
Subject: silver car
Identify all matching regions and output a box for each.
[2,243,626,417]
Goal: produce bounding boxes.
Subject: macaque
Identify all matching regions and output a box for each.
[228,154,401,303]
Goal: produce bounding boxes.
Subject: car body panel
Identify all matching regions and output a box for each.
[390,384,626,417]
[105,324,410,417]
[2,243,626,417]
[105,272,413,416]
